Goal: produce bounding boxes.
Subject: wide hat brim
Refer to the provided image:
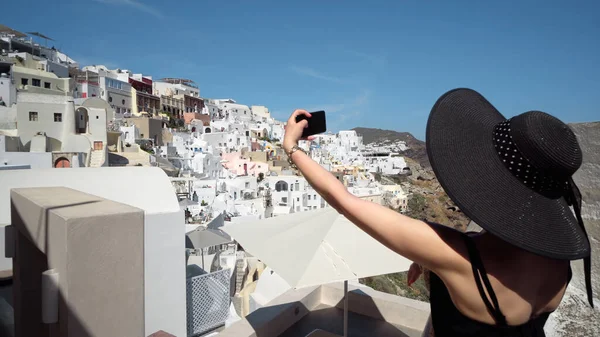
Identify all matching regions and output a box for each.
[426,88,590,260]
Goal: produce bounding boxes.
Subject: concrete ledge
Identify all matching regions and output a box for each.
[320,283,430,332]
[219,286,321,337]
[219,283,430,337]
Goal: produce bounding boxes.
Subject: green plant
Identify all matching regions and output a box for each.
[201,200,208,206]
[359,272,430,303]
[406,193,427,219]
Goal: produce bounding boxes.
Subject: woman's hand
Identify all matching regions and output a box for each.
[283,109,313,153]
[407,262,423,287]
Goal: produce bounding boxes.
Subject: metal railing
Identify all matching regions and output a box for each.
[186,268,231,336]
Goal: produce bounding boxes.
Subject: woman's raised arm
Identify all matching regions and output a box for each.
[283,110,465,274]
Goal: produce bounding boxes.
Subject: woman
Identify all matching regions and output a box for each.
[282,88,593,336]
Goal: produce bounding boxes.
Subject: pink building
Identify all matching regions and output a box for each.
[222,152,269,177]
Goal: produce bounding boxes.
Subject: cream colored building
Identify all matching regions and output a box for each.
[126,117,164,146]
[251,105,271,120]
[12,66,73,96]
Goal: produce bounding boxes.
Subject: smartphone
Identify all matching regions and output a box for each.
[296,110,327,138]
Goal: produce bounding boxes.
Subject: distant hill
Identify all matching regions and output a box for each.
[352,127,430,168]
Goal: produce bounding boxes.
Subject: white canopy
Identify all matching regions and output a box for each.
[222,207,412,288]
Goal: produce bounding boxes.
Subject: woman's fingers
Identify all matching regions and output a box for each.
[407,263,422,287]
[289,109,311,123]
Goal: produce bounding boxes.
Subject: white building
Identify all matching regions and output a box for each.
[265,175,327,214]
[0,64,16,107]
[270,123,285,141]
[251,105,271,121]
[363,155,408,175]
[120,125,139,145]
[189,151,222,179]
[349,185,383,204]
[153,79,200,99]
[8,93,110,168]
[0,133,52,169]
[0,27,76,78]
[80,66,132,118]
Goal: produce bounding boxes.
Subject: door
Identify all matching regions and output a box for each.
[55,157,70,168]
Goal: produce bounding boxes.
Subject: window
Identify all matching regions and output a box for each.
[32,78,41,87]
[295,183,299,190]
[44,82,51,89]
[275,181,288,192]
[54,113,62,122]
[21,78,28,86]
[308,195,311,200]
[140,134,144,138]
[109,96,113,103]
[297,197,300,202]
[122,99,125,105]
[29,111,38,121]
[282,197,287,203]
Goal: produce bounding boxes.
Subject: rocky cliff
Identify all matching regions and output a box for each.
[545,122,600,337]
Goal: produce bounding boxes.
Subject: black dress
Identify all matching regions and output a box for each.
[429,235,571,337]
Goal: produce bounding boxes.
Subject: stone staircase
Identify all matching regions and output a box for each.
[89,150,105,167]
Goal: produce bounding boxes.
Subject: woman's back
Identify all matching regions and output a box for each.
[281,89,594,336]
[429,230,572,336]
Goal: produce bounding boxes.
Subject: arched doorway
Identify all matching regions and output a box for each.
[75,107,88,134]
[55,157,71,168]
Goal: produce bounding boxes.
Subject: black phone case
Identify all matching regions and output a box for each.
[297,111,327,138]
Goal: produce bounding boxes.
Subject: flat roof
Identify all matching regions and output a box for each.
[0,167,180,224]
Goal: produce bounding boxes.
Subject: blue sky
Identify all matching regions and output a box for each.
[3,0,599,140]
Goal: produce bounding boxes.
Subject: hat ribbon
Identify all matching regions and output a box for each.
[494,119,594,307]
[565,178,594,308]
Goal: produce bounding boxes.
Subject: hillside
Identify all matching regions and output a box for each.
[352,127,430,168]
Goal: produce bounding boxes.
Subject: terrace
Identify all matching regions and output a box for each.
[0,167,430,337]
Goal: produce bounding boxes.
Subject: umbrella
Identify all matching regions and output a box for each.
[27,32,55,41]
[186,227,233,270]
[0,24,27,38]
[222,207,412,337]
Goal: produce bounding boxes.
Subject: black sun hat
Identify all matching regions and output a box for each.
[426,88,593,307]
